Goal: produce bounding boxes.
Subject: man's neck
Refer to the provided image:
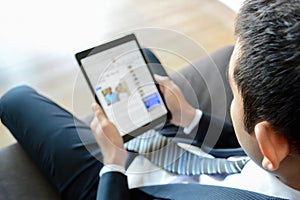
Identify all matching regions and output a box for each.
[276,155,300,191]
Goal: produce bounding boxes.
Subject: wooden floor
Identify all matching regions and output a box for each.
[0,0,236,148]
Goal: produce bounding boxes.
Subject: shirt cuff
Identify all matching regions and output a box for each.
[183,109,203,134]
[99,164,126,177]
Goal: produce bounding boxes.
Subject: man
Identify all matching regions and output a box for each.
[0,0,299,199]
[91,0,300,199]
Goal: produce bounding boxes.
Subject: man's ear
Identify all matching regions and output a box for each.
[254,121,289,171]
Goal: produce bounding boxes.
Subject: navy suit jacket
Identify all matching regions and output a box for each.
[96,113,286,200]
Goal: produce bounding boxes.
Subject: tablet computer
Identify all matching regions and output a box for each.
[75,34,169,142]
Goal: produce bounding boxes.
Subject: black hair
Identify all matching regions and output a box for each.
[234,0,300,150]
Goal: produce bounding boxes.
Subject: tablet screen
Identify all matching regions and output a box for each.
[77,35,168,139]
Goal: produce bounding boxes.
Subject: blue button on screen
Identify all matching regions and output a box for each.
[143,93,161,110]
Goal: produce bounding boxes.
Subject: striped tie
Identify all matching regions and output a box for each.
[125,130,249,175]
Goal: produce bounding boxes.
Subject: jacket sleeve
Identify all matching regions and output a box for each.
[193,112,240,149]
[96,172,130,200]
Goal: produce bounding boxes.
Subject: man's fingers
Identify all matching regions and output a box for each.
[91,102,113,137]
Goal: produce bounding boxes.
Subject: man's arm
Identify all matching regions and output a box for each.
[155,75,240,149]
[91,103,129,200]
[97,172,129,200]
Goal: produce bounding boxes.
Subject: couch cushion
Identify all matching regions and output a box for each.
[0,143,60,200]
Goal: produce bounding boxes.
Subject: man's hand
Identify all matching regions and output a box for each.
[90,103,127,167]
[154,74,196,128]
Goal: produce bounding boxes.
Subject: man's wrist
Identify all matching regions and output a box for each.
[104,150,127,167]
[181,107,197,128]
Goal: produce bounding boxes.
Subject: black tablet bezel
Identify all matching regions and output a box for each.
[75,34,169,142]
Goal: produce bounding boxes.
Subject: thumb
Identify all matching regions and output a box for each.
[154,74,174,93]
[92,103,107,122]
[154,74,170,85]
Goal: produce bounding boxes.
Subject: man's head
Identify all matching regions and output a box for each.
[228,0,300,181]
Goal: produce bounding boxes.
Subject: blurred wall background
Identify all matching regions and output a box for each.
[0,0,240,147]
